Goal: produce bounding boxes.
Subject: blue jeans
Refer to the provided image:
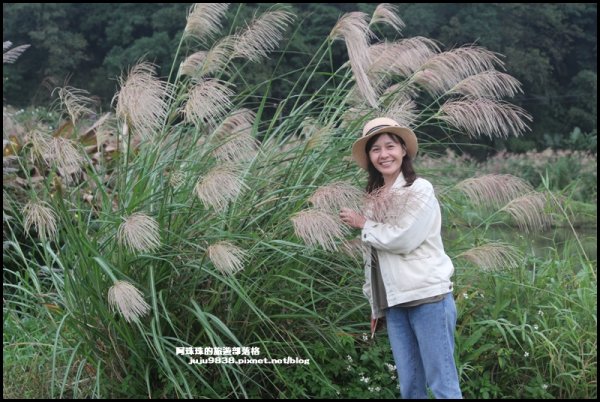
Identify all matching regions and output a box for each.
[385,293,462,399]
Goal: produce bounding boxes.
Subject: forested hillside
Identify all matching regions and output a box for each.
[3,3,597,153]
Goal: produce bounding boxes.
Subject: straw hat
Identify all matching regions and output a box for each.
[351,117,418,170]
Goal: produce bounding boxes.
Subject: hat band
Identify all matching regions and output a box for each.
[365,124,393,136]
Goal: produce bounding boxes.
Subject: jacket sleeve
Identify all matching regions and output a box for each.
[361,181,437,255]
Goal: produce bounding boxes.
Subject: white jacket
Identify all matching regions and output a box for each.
[361,173,454,318]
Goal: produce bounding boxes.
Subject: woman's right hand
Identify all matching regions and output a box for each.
[340,208,366,229]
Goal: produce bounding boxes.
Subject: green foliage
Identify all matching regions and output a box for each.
[455,257,597,399]
[482,148,597,202]
[565,70,597,137]
[274,334,399,399]
[567,127,597,151]
[3,311,54,399]
[3,305,99,398]
[3,3,597,152]
[421,145,597,204]
[417,3,597,151]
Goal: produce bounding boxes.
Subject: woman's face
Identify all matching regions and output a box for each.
[368,134,406,178]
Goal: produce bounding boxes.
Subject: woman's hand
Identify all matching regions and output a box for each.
[340,208,366,229]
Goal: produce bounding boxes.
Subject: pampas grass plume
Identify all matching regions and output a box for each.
[108,280,150,323]
[195,165,246,210]
[330,12,377,107]
[117,212,161,253]
[309,182,364,214]
[456,174,533,208]
[291,209,348,251]
[207,241,247,275]
[55,86,95,125]
[370,3,405,33]
[457,242,521,271]
[114,62,173,139]
[184,3,230,42]
[500,192,552,233]
[23,201,58,242]
[439,98,532,139]
[232,9,295,63]
[3,41,30,64]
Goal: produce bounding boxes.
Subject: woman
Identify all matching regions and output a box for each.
[339,117,462,399]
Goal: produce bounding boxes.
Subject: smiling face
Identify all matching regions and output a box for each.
[367,133,406,184]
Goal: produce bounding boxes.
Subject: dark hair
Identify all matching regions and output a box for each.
[365,133,417,193]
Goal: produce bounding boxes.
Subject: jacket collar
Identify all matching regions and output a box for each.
[391,171,407,189]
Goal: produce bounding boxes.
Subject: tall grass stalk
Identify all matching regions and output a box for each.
[540,172,593,268]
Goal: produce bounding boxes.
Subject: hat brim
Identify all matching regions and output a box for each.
[351,127,418,170]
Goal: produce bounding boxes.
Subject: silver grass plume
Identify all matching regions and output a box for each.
[168,170,186,189]
[29,131,85,176]
[28,129,51,165]
[500,192,552,233]
[114,62,173,139]
[108,280,150,323]
[330,12,378,108]
[369,37,440,79]
[381,90,419,128]
[370,4,405,34]
[211,133,257,162]
[210,109,258,162]
[180,51,210,77]
[414,46,504,96]
[23,201,58,242]
[309,182,364,214]
[299,117,319,139]
[54,86,95,125]
[3,41,30,64]
[427,46,504,75]
[184,78,234,128]
[195,164,246,210]
[212,108,255,138]
[341,237,370,259]
[291,209,349,251]
[455,174,533,208]
[207,241,247,275]
[232,9,295,63]
[457,242,521,271]
[363,187,430,225]
[363,39,438,104]
[180,36,235,79]
[3,106,24,141]
[117,212,161,253]
[449,71,523,99]
[184,3,230,43]
[48,137,86,177]
[439,98,532,139]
